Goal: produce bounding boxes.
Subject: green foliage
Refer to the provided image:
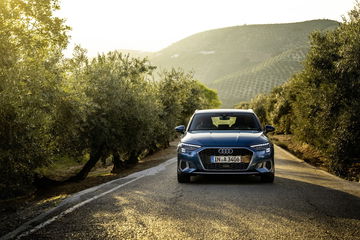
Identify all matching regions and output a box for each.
[156,69,221,145]
[56,55,220,180]
[242,2,360,178]
[195,82,222,109]
[0,0,69,197]
[0,1,221,198]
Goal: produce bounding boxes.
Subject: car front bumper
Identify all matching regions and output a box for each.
[177,146,274,176]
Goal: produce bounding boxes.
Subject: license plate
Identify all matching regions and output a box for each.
[211,155,242,163]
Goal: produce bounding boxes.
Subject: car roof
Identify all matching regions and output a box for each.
[194,109,255,114]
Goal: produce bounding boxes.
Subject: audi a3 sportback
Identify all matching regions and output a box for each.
[175,109,275,183]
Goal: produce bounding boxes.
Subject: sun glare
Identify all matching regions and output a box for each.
[56,0,355,56]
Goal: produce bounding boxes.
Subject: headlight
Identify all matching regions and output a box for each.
[178,143,201,153]
[251,143,271,158]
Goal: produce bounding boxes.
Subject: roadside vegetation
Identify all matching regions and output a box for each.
[0,0,221,199]
[237,2,360,181]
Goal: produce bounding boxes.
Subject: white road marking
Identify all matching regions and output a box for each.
[1,158,176,240]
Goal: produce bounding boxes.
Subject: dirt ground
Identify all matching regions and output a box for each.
[270,134,327,168]
[270,134,360,182]
[0,140,178,236]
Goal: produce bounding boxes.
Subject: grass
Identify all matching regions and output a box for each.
[36,155,89,181]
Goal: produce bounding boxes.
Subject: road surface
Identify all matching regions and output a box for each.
[15,146,360,239]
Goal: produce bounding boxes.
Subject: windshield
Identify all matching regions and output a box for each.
[188,112,261,131]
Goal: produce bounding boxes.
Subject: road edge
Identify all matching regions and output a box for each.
[275,144,360,183]
[1,158,177,240]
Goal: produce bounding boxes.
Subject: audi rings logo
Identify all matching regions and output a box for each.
[218,148,233,155]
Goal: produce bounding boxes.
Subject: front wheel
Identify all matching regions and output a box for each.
[260,173,275,183]
[177,172,191,183]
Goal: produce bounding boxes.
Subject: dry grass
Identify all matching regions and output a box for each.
[270,134,360,181]
[271,134,327,168]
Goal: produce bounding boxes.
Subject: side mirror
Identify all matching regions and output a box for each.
[175,125,185,134]
[264,125,275,133]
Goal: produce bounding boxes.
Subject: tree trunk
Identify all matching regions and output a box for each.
[111,151,124,173]
[162,140,170,148]
[66,148,102,182]
[101,155,108,167]
[33,175,62,189]
[147,143,158,156]
[125,150,139,165]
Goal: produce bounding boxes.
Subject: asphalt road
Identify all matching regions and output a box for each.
[19,146,360,240]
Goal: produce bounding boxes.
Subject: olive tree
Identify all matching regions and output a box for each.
[0,0,69,197]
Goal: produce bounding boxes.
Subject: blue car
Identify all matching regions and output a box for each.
[175,109,275,183]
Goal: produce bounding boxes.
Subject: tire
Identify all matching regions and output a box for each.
[177,172,191,183]
[261,173,275,183]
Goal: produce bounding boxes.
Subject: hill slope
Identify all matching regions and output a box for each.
[121,20,339,107]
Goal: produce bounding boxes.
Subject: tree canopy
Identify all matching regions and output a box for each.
[0,1,221,198]
[241,2,360,178]
[0,0,70,197]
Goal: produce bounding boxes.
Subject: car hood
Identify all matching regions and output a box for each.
[182,131,269,147]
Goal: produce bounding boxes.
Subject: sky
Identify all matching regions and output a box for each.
[56,0,356,56]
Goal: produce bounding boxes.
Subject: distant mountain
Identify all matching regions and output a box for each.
[117,49,153,59]
[120,20,339,107]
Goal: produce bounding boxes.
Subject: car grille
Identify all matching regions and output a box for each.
[198,148,253,170]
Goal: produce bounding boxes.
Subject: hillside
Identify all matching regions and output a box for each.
[121,20,339,107]
[208,46,308,104]
[117,49,153,59]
